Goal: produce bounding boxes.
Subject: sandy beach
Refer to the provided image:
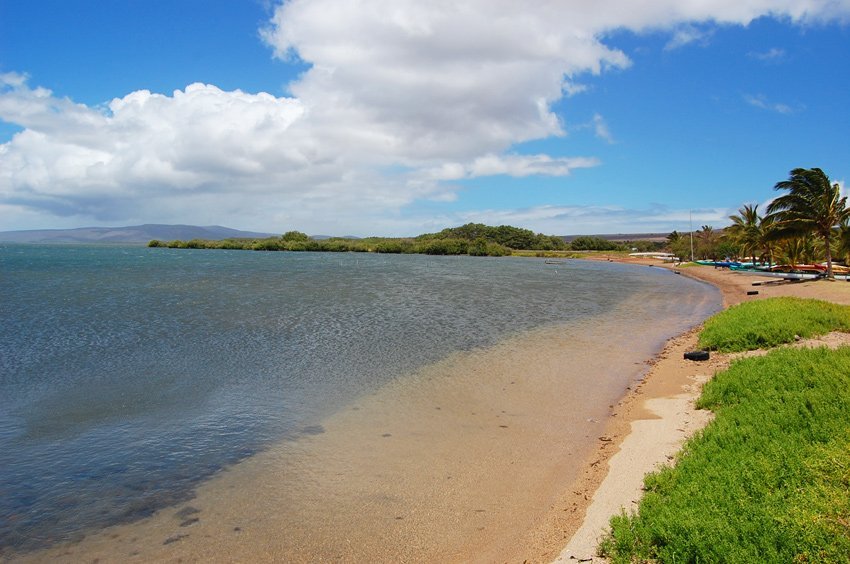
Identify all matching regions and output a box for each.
[548,257,850,563]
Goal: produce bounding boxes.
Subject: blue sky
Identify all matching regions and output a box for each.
[1,1,848,236]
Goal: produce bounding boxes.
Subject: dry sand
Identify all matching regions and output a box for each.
[549,257,850,563]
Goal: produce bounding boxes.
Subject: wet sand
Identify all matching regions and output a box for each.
[551,258,850,563]
[6,285,716,563]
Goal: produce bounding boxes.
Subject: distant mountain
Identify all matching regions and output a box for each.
[0,224,276,244]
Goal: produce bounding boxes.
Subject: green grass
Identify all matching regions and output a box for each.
[698,297,850,352]
[600,344,850,563]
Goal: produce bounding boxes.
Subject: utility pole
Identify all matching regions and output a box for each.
[689,210,694,262]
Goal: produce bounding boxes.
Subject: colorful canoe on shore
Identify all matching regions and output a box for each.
[732,263,850,281]
[695,260,742,268]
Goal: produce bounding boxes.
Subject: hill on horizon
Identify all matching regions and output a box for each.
[0,224,275,244]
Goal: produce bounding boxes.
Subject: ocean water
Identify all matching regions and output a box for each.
[0,245,720,555]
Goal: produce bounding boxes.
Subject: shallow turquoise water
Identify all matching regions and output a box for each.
[0,246,719,551]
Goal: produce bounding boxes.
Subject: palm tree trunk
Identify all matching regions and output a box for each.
[824,231,833,279]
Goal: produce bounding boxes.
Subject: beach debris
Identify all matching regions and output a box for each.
[684,350,710,361]
[747,290,759,295]
[163,533,189,545]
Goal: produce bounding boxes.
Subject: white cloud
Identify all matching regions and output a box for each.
[664,25,715,50]
[423,154,600,181]
[2,1,850,232]
[744,93,796,114]
[260,3,632,163]
[0,72,27,88]
[567,113,615,143]
[592,114,615,144]
[562,81,589,97]
[748,47,786,62]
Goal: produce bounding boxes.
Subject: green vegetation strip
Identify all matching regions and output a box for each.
[601,299,850,562]
[148,223,665,257]
[698,297,850,352]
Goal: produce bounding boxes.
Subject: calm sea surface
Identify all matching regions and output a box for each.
[0,245,720,553]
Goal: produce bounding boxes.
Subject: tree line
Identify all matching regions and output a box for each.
[149,223,660,256]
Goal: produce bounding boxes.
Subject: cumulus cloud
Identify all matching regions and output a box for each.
[0,76,321,221]
[2,1,850,232]
[424,154,600,181]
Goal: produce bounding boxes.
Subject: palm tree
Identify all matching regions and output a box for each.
[838,219,850,264]
[695,225,720,259]
[727,204,761,262]
[779,234,817,270]
[766,168,849,279]
[757,213,778,267]
[666,230,686,260]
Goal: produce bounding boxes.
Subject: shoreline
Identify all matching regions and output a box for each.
[545,257,850,563]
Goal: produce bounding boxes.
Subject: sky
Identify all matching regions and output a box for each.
[0,1,849,237]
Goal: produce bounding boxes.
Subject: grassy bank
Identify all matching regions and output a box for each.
[699,297,850,352]
[600,298,850,562]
